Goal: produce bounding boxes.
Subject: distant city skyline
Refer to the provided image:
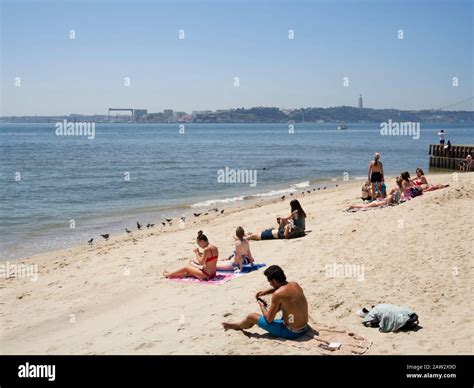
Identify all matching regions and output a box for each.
[1,0,473,116]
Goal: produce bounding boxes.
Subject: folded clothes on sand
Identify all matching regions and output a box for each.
[361,303,418,332]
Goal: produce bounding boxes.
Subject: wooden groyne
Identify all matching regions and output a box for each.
[429,144,473,169]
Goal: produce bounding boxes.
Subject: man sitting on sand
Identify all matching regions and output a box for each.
[222,265,309,339]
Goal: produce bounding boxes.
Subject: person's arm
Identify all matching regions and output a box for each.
[247,246,255,263]
[368,162,372,181]
[198,248,209,265]
[256,288,275,298]
[380,162,384,181]
[258,293,281,323]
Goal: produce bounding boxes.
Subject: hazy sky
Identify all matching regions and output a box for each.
[1,0,472,115]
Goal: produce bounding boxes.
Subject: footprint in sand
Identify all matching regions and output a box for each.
[134,342,159,351]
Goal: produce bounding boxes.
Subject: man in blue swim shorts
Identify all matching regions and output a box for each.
[222,265,309,339]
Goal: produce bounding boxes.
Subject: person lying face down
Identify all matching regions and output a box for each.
[163,230,219,280]
[222,265,309,339]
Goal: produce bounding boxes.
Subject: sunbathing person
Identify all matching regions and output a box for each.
[458,155,472,172]
[361,180,374,201]
[246,223,304,241]
[347,177,404,210]
[163,230,218,280]
[217,227,254,271]
[222,265,309,339]
[414,168,449,191]
[277,199,307,231]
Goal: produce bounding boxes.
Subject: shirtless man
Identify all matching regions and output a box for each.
[222,265,309,339]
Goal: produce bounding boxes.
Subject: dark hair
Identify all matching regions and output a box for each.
[196,230,208,242]
[264,265,287,283]
[400,171,411,181]
[235,227,245,240]
[290,199,306,218]
[416,168,424,175]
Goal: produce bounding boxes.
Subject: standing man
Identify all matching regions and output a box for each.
[438,129,445,145]
[222,265,309,339]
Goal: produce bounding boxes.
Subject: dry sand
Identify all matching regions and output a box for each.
[1,172,472,355]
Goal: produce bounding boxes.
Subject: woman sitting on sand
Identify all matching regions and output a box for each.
[347,177,404,211]
[361,180,375,201]
[400,171,418,199]
[413,168,450,192]
[217,227,254,271]
[277,199,307,230]
[164,230,218,280]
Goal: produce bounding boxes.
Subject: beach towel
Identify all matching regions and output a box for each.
[168,263,267,285]
[219,263,267,273]
[281,324,372,355]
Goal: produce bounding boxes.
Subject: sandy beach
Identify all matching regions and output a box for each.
[1,172,472,355]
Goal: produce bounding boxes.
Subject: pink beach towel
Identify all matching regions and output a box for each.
[167,263,267,285]
[168,272,238,285]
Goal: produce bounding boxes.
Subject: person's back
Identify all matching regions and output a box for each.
[370,160,382,173]
[275,282,308,329]
[293,210,306,230]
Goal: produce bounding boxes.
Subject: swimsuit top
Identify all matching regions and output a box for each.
[206,249,218,263]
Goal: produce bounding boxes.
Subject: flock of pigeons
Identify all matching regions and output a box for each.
[87,208,225,245]
[279,184,337,201]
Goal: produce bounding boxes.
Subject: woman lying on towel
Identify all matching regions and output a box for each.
[246,223,305,241]
[163,230,219,280]
[216,227,254,271]
[414,168,449,192]
[347,177,405,211]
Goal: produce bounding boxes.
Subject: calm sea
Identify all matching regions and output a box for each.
[1,122,472,259]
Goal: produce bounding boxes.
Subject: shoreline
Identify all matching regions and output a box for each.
[0,176,349,262]
[0,169,454,262]
[1,172,472,355]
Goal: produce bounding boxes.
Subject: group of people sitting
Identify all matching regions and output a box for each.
[350,153,449,211]
[162,200,309,340]
[163,199,307,281]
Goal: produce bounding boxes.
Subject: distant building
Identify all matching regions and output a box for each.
[358,94,363,109]
[133,109,147,121]
[163,109,173,118]
[174,111,187,118]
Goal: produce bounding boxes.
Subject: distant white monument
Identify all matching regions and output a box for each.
[358,94,363,109]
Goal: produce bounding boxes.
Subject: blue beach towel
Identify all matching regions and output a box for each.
[219,263,267,273]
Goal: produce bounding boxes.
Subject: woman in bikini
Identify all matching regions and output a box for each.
[217,227,254,271]
[277,199,307,231]
[367,153,384,197]
[163,230,218,280]
[414,168,450,192]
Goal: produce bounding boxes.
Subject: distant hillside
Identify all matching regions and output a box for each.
[1,106,473,124]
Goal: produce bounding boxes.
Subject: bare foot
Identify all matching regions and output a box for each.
[222,322,240,331]
[163,271,170,278]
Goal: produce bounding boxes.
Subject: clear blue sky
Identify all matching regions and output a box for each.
[1,0,472,115]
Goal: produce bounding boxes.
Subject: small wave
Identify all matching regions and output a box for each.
[293,181,310,188]
[191,196,246,208]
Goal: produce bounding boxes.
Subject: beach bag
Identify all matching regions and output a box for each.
[410,187,423,197]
